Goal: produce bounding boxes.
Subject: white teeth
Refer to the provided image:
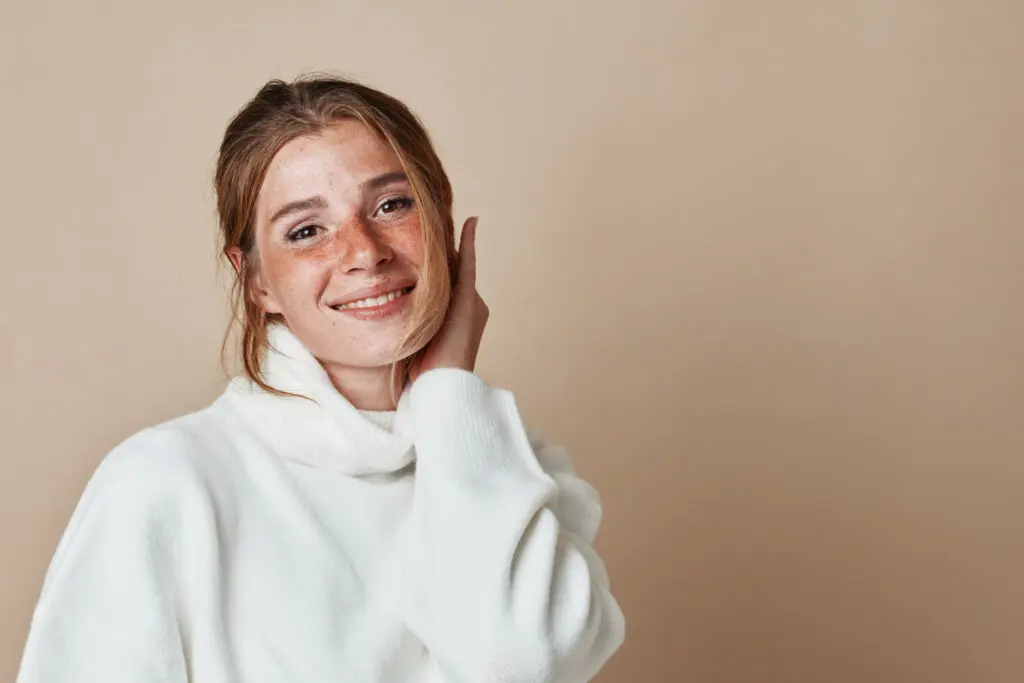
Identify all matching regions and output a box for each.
[335,287,409,310]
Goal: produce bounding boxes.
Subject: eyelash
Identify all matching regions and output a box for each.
[378,196,414,216]
[286,225,321,242]
[285,196,415,243]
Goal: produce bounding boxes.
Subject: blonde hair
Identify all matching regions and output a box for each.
[214,73,456,405]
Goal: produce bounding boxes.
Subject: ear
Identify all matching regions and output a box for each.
[227,247,245,278]
[227,247,283,316]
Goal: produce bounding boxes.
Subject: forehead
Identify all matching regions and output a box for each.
[257,119,401,210]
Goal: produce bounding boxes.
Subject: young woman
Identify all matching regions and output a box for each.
[18,75,625,682]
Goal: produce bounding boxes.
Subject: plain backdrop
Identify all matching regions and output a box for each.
[1,1,1022,681]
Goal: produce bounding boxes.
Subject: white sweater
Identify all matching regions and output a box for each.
[18,324,625,682]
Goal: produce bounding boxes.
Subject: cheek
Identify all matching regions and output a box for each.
[261,250,331,307]
[392,222,427,268]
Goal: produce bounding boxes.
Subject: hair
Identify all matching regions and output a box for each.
[214,73,457,406]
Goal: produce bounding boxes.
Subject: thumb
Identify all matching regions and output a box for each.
[456,216,478,290]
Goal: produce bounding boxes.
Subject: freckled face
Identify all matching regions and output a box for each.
[251,120,425,368]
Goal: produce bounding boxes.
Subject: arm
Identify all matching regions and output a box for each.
[18,436,190,683]
[403,368,626,683]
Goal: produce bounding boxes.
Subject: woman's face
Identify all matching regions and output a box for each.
[246,119,429,369]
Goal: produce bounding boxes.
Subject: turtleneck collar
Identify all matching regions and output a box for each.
[222,323,416,476]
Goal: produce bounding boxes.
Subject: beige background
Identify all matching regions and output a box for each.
[2,0,1022,681]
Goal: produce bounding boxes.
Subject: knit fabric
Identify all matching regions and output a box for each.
[18,323,625,682]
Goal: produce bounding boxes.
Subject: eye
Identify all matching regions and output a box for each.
[376,196,414,217]
[286,224,321,242]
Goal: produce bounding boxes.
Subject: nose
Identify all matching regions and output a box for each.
[335,219,393,273]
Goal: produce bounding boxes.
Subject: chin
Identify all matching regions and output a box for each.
[319,336,422,370]
[289,304,436,370]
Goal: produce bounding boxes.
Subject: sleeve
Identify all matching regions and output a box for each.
[403,368,626,683]
[17,435,190,683]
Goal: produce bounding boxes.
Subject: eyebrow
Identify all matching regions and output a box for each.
[360,170,410,193]
[267,171,411,226]
[269,195,329,225]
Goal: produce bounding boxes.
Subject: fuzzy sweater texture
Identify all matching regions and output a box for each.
[17,324,625,682]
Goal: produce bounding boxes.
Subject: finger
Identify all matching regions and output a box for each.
[457,216,478,289]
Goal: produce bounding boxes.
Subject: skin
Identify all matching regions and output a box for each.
[228,119,488,411]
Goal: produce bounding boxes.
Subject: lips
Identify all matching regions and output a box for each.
[327,280,417,309]
[332,286,414,310]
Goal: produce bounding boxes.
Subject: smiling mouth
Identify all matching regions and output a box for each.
[330,286,415,311]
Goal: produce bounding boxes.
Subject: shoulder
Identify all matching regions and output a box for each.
[37,403,235,596]
[30,403,240,625]
[82,395,241,520]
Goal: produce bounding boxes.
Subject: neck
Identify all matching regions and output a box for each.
[320,361,405,411]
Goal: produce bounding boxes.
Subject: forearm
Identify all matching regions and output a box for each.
[404,368,624,682]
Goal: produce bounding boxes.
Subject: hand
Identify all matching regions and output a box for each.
[407,217,489,384]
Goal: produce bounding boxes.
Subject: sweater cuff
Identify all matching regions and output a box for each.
[407,368,554,485]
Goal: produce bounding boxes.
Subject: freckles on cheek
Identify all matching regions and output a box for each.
[262,252,322,309]
[394,223,427,266]
[261,253,292,295]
